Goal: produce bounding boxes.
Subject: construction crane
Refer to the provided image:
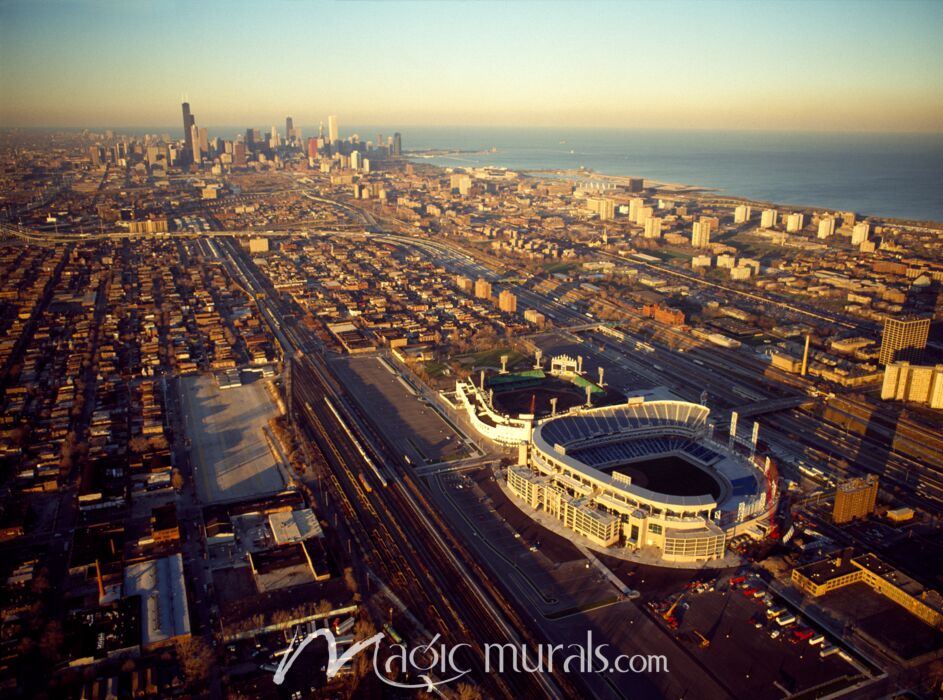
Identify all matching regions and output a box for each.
[693,630,710,648]
[663,595,684,629]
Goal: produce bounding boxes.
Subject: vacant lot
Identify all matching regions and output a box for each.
[180,374,285,504]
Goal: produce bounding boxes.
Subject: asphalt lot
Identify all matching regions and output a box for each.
[179,374,285,504]
[329,354,468,464]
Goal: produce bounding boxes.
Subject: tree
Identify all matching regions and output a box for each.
[456,683,484,700]
[343,567,358,595]
[175,636,215,683]
[38,621,64,660]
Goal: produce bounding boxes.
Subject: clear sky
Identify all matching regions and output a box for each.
[1,0,942,132]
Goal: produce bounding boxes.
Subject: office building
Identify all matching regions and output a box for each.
[627,177,644,193]
[350,150,362,170]
[879,315,930,365]
[181,102,195,163]
[760,209,778,228]
[498,290,517,313]
[393,132,402,156]
[817,216,836,239]
[881,362,943,409]
[307,137,318,160]
[734,205,752,224]
[474,278,492,300]
[628,197,644,222]
[691,221,711,248]
[285,116,294,144]
[270,126,280,149]
[328,115,339,144]
[852,222,870,245]
[644,217,663,239]
[832,475,879,524]
[233,142,246,167]
[786,213,805,232]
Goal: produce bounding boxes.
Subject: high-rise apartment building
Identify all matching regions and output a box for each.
[734,205,752,223]
[881,362,943,409]
[328,115,339,144]
[852,222,870,245]
[587,197,615,220]
[760,209,778,228]
[474,278,492,300]
[817,216,836,239]
[455,275,473,294]
[498,290,517,313]
[879,316,931,365]
[691,221,711,248]
[786,213,805,232]
[832,475,879,524]
[644,217,663,239]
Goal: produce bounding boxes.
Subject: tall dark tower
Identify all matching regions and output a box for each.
[393,132,402,157]
[181,102,195,163]
[285,116,294,145]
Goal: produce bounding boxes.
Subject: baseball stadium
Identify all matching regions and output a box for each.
[456,355,776,566]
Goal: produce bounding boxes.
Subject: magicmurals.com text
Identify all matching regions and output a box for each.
[273,628,669,691]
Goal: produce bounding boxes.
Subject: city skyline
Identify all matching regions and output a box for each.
[2,0,943,132]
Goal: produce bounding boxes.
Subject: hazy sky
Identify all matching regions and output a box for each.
[2,0,942,132]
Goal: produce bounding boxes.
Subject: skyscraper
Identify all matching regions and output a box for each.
[190,124,201,165]
[181,101,195,163]
[879,316,931,365]
[285,116,294,145]
[328,115,339,144]
[233,142,246,167]
[393,132,402,156]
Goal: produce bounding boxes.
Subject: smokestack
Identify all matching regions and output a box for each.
[801,335,810,376]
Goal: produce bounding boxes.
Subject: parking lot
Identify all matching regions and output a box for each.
[330,355,469,464]
[640,572,863,699]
